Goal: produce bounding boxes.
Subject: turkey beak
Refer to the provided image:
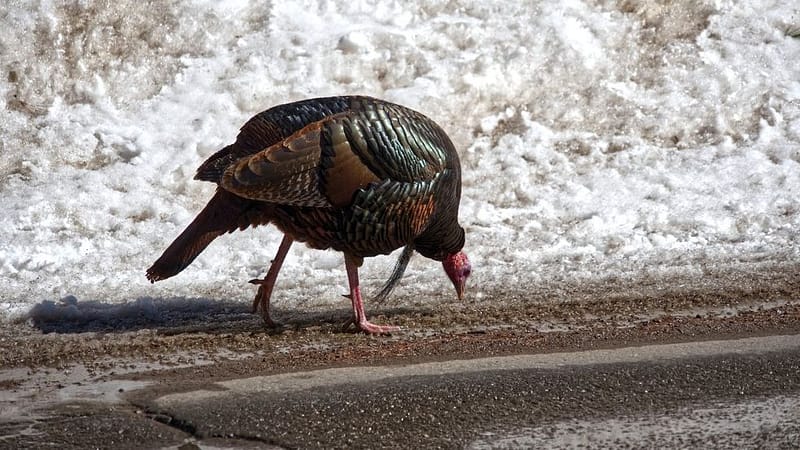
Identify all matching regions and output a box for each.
[455,279,466,301]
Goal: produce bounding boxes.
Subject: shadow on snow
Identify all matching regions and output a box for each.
[24,294,420,334]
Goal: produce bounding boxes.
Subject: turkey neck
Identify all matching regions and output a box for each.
[413,169,465,261]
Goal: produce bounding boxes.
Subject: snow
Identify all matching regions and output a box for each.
[1,0,799,321]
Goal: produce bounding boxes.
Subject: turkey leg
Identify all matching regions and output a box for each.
[250,234,293,326]
[344,254,400,334]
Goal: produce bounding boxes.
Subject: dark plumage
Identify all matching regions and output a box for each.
[146,96,471,333]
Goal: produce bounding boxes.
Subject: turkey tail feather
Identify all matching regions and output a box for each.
[146,190,272,282]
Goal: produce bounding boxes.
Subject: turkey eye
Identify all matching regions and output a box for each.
[463,268,471,277]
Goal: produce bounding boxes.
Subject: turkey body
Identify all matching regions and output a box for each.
[146,96,470,334]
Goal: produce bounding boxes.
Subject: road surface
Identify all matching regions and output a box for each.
[1,263,799,448]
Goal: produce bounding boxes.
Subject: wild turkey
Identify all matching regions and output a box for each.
[146,96,471,334]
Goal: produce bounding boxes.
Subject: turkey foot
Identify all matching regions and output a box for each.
[249,279,279,328]
[341,316,400,334]
[250,235,293,327]
[344,255,400,334]
[340,311,400,334]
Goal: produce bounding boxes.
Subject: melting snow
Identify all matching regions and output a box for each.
[1,0,799,321]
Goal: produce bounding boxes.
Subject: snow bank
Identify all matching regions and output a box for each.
[1,0,798,320]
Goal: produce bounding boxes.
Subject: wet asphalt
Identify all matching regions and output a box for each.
[7,334,799,449]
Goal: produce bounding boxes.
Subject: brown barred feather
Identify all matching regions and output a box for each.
[222,121,330,207]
